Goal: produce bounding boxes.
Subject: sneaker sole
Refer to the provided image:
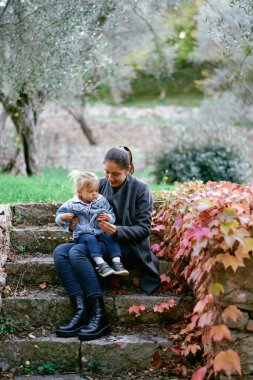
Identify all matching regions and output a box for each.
[98,269,115,277]
[114,271,129,276]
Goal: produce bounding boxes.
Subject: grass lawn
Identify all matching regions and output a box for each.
[122,94,202,107]
[0,167,173,204]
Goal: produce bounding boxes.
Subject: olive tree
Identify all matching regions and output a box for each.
[0,0,117,175]
[192,0,253,125]
[0,0,178,175]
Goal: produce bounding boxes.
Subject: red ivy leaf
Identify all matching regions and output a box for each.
[193,294,213,314]
[153,224,166,231]
[198,310,214,328]
[216,253,245,272]
[173,216,182,230]
[182,343,201,356]
[191,366,207,380]
[128,304,145,317]
[209,324,232,342]
[153,299,177,313]
[214,350,241,376]
[39,282,47,289]
[160,274,171,283]
[151,243,161,252]
[222,305,243,324]
[188,225,212,243]
[195,198,215,211]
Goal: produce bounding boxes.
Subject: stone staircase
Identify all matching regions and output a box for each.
[0,203,192,379]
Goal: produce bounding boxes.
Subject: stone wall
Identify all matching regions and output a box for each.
[0,103,198,172]
[0,205,11,310]
[212,260,253,374]
[1,103,253,174]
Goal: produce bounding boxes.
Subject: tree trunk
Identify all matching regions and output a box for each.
[15,103,41,176]
[1,147,27,175]
[65,100,97,145]
[159,88,167,100]
[1,92,41,176]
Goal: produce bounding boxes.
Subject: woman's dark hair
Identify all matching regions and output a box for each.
[103,146,135,174]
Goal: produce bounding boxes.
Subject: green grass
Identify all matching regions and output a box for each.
[0,168,73,204]
[0,167,173,204]
[122,94,203,108]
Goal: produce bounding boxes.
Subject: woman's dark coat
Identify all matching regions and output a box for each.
[99,175,161,295]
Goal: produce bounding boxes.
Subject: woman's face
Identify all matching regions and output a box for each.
[103,160,130,188]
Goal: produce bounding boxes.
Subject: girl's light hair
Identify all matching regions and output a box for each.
[69,170,98,195]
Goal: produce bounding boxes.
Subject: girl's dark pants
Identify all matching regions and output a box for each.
[53,242,139,298]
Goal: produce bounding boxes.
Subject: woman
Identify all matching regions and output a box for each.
[53,146,161,341]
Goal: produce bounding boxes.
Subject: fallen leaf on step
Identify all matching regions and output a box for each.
[132,276,140,287]
[38,282,47,289]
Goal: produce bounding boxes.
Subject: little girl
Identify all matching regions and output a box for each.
[55,170,129,277]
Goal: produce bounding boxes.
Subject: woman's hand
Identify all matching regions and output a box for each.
[99,221,117,235]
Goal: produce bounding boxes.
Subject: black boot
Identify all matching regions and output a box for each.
[78,297,110,341]
[56,295,86,338]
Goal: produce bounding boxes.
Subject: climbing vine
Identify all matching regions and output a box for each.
[150,181,253,379]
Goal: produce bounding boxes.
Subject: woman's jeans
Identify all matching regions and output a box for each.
[53,241,139,299]
[75,232,121,259]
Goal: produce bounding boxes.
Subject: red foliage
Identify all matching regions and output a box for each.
[128,304,146,317]
[151,181,253,379]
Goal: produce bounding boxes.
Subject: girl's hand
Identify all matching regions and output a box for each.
[70,217,79,231]
[99,221,117,235]
[97,212,110,222]
[60,213,74,222]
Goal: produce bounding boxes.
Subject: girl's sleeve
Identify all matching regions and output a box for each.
[55,202,72,230]
[116,182,152,242]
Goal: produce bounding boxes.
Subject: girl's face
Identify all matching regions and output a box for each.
[79,183,99,203]
[103,160,130,188]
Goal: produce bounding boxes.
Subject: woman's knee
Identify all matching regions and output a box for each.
[69,243,90,259]
[53,243,75,260]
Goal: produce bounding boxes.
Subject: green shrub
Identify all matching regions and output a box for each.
[154,125,252,184]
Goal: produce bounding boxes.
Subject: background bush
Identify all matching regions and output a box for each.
[154,124,252,184]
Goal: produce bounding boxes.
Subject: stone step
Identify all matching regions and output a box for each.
[10,203,61,226]
[4,255,171,287]
[10,226,71,254]
[1,291,192,328]
[0,332,172,375]
[10,201,164,227]
[10,225,161,255]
